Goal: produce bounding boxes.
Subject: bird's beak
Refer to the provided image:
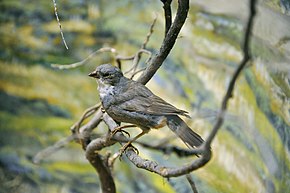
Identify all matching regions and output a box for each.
[88,70,99,78]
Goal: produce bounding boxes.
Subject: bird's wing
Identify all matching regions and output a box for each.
[118,81,190,117]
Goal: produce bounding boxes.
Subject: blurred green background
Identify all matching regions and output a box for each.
[0,0,289,192]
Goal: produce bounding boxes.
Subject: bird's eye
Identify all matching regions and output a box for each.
[102,73,110,77]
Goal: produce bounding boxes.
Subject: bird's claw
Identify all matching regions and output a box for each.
[112,128,130,138]
[108,126,131,140]
[119,144,139,158]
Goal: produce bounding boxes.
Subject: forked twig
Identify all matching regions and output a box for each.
[70,103,101,134]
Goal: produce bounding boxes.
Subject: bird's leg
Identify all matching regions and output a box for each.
[109,124,136,139]
[119,128,149,156]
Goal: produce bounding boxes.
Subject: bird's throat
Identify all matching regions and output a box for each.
[97,80,115,100]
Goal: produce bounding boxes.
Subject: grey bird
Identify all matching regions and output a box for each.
[88,64,204,150]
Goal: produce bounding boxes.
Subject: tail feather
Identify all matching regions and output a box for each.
[166,115,204,148]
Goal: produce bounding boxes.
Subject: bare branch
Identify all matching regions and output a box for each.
[205,0,257,147]
[141,16,157,49]
[86,140,116,193]
[52,0,69,49]
[51,47,117,69]
[70,103,101,134]
[123,49,152,78]
[102,111,209,177]
[137,0,189,85]
[125,145,210,177]
[78,109,103,149]
[112,135,201,157]
[74,109,117,193]
[186,174,199,193]
[160,0,173,35]
[33,135,75,164]
[128,67,146,78]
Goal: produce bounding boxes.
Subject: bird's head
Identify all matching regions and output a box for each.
[88,64,123,86]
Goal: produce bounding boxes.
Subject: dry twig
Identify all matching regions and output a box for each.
[51,47,117,69]
[52,0,69,49]
[186,174,198,193]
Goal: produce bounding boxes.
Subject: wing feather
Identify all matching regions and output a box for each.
[118,81,190,117]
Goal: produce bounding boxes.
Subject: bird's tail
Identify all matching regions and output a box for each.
[166,115,204,148]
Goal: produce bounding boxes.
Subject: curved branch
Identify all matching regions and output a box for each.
[137,0,189,85]
[102,111,208,178]
[125,146,211,177]
[205,0,257,147]
[86,139,116,193]
[51,47,117,69]
[161,0,173,35]
[112,135,201,157]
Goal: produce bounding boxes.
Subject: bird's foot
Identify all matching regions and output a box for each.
[109,125,136,140]
[107,129,130,142]
[119,143,139,158]
[112,128,130,138]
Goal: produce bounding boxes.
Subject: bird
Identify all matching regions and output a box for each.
[88,63,204,152]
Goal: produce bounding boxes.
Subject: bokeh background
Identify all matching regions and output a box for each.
[0,0,289,192]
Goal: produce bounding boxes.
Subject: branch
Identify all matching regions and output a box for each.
[186,174,199,193]
[51,47,117,69]
[205,0,257,147]
[112,135,201,157]
[141,16,157,49]
[122,17,156,76]
[102,111,209,178]
[137,0,189,85]
[70,103,101,134]
[78,108,103,149]
[86,140,116,193]
[79,110,117,193]
[161,0,173,35]
[33,135,75,164]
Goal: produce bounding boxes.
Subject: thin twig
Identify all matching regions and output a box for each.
[129,67,146,78]
[113,17,157,72]
[186,174,198,193]
[125,17,157,77]
[33,104,101,164]
[123,49,152,78]
[141,16,157,49]
[52,0,68,49]
[33,135,75,164]
[51,47,117,69]
[70,103,101,134]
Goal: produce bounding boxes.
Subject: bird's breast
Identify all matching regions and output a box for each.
[97,81,116,100]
